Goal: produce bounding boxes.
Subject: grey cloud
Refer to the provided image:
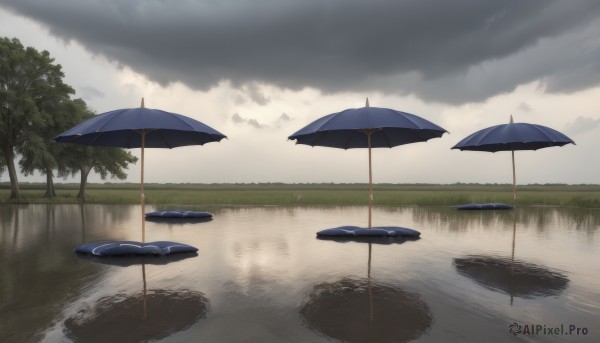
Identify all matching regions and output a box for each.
[517,102,531,112]
[247,118,264,129]
[274,112,292,128]
[231,113,266,129]
[565,116,600,136]
[231,113,244,124]
[278,113,291,122]
[78,85,105,100]
[3,0,600,104]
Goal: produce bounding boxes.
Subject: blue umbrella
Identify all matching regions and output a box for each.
[289,99,447,227]
[452,116,574,205]
[54,99,226,242]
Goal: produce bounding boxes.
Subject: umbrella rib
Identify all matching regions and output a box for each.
[182,130,207,147]
[87,132,103,146]
[129,130,139,149]
[398,113,427,130]
[156,130,174,149]
[373,128,390,148]
[530,124,572,145]
[164,111,198,130]
[527,125,551,149]
[310,134,321,147]
[409,128,433,143]
[311,131,328,147]
[95,111,123,133]
[311,112,342,133]
[471,126,503,149]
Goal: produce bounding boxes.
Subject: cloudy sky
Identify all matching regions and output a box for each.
[1,0,599,185]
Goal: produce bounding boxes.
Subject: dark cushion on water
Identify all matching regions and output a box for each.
[317,226,421,237]
[455,203,513,210]
[75,241,198,256]
[145,211,213,218]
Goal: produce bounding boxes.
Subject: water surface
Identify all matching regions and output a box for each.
[1,205,598,342]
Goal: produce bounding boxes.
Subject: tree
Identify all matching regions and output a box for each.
[20,98,82,198]
[0,154,5,179]
[61,145,138,201]
[58,103,138,201]
[0,37,74,200]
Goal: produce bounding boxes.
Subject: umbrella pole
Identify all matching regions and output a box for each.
[368,130,373,228]
[141,131,146,243]
[511,149,516,207]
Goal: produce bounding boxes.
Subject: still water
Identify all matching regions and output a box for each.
[1,204,598,342]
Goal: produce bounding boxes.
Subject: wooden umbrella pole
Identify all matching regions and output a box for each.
[509,115,517,207]
[512,149,516,207]
[368,130,373,228]
[141,131,146,243]
[140,97,146,243]
[365,98,373,229]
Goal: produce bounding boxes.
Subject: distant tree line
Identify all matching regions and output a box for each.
[0,37,137,201]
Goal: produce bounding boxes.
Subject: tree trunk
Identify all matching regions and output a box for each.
[3,147,20,200]
[77,165,92,202]
[44,168,56,198]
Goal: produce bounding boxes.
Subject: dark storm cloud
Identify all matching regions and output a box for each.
[2,0,600,104]
[243,83,270,106]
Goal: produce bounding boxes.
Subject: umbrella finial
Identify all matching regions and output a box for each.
[141,98,145,108]
[365,97,370,108]
[510,115,514,124]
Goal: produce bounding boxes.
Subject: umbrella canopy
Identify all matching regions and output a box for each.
[289,99,447,227]
[54,102,225,148]
[289,102,447,149]
[452,116,574,205]
[54,99,226,242]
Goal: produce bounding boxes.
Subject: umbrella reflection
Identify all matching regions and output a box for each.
[317,235,420,245]
[64,287,209,343]
[453,212,569,303]
[65,255,208,342]
[144,216,213,225]
[453,255,569,299]
[75,251,198,267]
[301,244,432,343]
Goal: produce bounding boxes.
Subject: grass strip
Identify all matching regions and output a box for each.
[1,183,599,208]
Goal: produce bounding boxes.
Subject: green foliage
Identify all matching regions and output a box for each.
[0,37,137,200]
[0,37,74,199]
[53,101,138,200]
